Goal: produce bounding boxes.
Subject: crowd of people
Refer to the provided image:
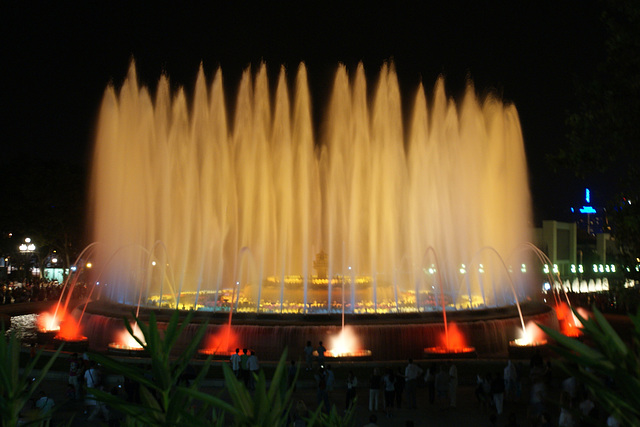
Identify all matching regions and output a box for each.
[15,336,623,426]
[0,279,89,305]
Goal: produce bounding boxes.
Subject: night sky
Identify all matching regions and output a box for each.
[2,1,606,225]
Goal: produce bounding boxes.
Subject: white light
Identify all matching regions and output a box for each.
[553,264,558,274]
[51,258,58,264]
[25,237,31,243]
[579,265,584,273]
[543,264,550,274]
[521,263,527,273]
[151,261,157,266]
[543,282,551,291]
[593,264,598,273]
[571,264,576,273]
[611,265,616,273]
[70,266,77,272]
[599,264,604,273]
[605,265,610,273]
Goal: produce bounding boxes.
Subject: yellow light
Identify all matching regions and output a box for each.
[86,262,93,269]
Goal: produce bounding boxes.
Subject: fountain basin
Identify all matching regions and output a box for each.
[107,343,147,357]
[507,340,549,360]
[79,300,557,361]
[53,336,89,353]
[423,346,477,359]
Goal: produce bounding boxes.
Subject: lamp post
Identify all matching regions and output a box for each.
[18,237,37,282]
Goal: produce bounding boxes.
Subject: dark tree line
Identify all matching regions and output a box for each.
[0,157,87,275]
[553,0,640,273]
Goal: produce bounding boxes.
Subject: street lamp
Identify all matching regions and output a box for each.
[18,237,37,281]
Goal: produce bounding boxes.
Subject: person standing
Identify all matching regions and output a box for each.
[369,367,382,412]
[424,364,436,405]
[434,364,449,407]
[240,348,249,387]
[491,371,505,415]
[230,348,241,379]
[247,350,259,391]
[404,359,423,409]
[304,341,314,371]
[68,353,81,400]
[345,370,358,410]
[325,364,335,394]
[315,367,330,412]
[504,359,518,401]
[317,341,327,368]
[383,368,396,418]
[448,362,458,407]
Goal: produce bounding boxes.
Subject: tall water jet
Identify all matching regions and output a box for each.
[89,61,533,315]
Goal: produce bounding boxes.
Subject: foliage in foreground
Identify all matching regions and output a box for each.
[89,310,213,426]
[0,327,64,427]
[540,306,640,426]
[90,310,356,426]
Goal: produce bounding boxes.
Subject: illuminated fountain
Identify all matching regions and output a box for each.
[79,61,559,360]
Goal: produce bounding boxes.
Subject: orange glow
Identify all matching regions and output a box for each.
[328,326,362,357]
[555,302,584,337]
[514,320,547,346]
[439,322,469,351]
[111,322,145,349]
[55,315,86,341]
[201,325,240,355]
[37,311,62,332]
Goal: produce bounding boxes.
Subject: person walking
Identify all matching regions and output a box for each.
[369,367,382,412]
[230,348,241,379]
[404,358,423,409]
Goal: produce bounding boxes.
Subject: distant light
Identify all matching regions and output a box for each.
[611,265,616,273]
[478,263,484,274]
[593,264,598,273]
[520,263,527,273]
[543,264,550,274]
[599,264,604,273]
[552,264,558,274]
[605,264,610,273]
[51,258,58,264]
[570,207,575,213]
[25,237,31,243]
[578,264,584,273]
[585,188,590,204]
[570,264,576,274]
[151,261,157,266]
[579,206,596,214]
[86,262,93,269]
[543,282,551,291]
[70,266,77,272]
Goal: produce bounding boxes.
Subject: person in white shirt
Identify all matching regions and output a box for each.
[404,359,423,409]
[35,391,54,415]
